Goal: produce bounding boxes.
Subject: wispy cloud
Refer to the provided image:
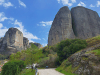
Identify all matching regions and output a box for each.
[90,4,95,7]
[3,2,13,8]
[57,0,60,3]
[57,0,76,6]
[0,12,40,43]
[0,0,13,8]
[97,1,100,7]
[18,0,26,8]
[14,20,41,43]
[42,44,47,47]
[0,23,8,37]
[38,21,53,26]
[0,12,14,22]
[42,38,46,41]
[77,1,86,7]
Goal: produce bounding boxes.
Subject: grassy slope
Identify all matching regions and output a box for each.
[18,68,35,75]
[56,35,100,75]
[55,59,78,75]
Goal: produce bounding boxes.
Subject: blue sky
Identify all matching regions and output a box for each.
[0,0,100,47]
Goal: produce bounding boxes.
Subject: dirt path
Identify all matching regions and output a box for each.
[38,68,64,75]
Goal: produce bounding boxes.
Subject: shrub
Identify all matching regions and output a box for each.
[57,39,87,65]
[1,60,26,75]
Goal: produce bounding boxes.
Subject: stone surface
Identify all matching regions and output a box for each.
[0,27,23,55]
[48,6,75,46]
[71,6,100,39]
[68,43,100,75]
[48,6,100,46]
[23,37,30,50]
[0,37,3,48]
[29,42,43,48]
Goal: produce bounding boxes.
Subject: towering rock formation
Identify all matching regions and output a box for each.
[48,6,100,46]
[0,27,30,56]
[48,6,75,46]
[0,27,23,55]
[71,6,100,39]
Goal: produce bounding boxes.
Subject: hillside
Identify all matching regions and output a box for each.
[56,35,100,75]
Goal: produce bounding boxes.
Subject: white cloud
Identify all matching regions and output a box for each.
[18,0,26,8]
[3,2,13,7]
[0,23,8,37]
[14,20,40,43]
[0,0,13,8]
[38,21,53,26]
[71,0,76,3]
[0,12,14,22]
[97,1,100,7]
[42,44,47,47]
[42,38,46,41]
[57,0,60,3]
[90,4,95,7]
[57,0,76,6]
[77,1,86,7]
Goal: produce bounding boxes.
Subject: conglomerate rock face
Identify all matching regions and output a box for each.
[48,6,75,46]
[48,6,100,46]
[71,6,100,39]
[0,27,23,55]
[0,27,31,56]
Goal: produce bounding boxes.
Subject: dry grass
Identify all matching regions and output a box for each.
[86,35,100,47]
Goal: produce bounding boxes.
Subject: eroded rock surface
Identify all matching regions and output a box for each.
[68,43,100,75]
[23,37,30,50]
[71,6,100,39]
[48,6,75,46]
[48,6,100,46]
[0,27,32,56]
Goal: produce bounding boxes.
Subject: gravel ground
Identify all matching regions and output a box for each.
[38,68,64,75]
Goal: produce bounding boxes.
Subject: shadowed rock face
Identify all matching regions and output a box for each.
[71,6,100,39]
[48,6,75,46]
[29,42,43,48]
[23,37,30,50]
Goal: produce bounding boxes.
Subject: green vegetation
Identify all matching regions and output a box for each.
[86,49,100,56]
[86,35,100,47]
[18,68,35,75]
[56,59,78,75]
[9,43,44,65]
[56,39,87,65]
[1,60,26,75]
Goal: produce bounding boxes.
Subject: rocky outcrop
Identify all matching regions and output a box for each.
[29,42,43,48]
[71,6,100,39]
[33,43,43,48]
[48,6,75,46]
[68,43,100,75]
[48,6,100,46]
[23,37,30,50]
[0,27,30,56]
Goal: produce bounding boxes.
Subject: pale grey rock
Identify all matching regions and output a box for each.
[48,6,75,46]
[0,27,23,55]
[71,6,100,39]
